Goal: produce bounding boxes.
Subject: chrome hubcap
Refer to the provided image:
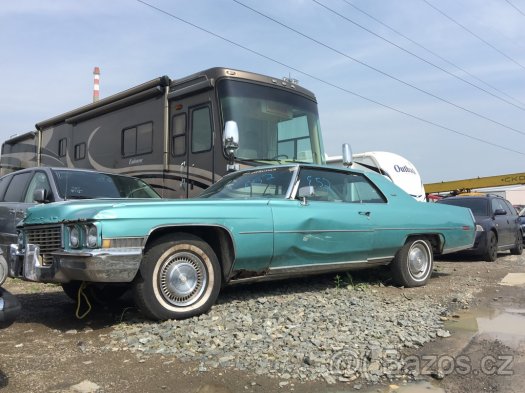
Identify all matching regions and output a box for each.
[408,243,429,279]
[159,252,207,307]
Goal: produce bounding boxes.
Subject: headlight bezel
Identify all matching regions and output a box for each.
[68,225,81,248]
[67,223,100,249]
[85,224,98,249]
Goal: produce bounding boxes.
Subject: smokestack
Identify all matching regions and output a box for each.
[93,67,100,102]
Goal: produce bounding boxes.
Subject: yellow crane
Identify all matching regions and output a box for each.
[425,172,525,194]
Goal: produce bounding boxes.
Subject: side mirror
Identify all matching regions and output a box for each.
[33,189,48,203]
[342,143,353,167]
[298,186,315,205]
[298,186,315,198]
[223,121,239,157]
[494,208,507,216]
[223,121,240,171]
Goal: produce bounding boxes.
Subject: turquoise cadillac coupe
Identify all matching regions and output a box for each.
[8,164,475,320]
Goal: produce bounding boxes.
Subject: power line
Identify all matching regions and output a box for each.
[312,0,525,113]
[342,0,525,109]
[504,0,525,17]
[421,0,525,71]
[233,0,525,137]
[135,0,525,156]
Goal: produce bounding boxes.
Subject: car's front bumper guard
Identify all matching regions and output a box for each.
[8,244,142,283]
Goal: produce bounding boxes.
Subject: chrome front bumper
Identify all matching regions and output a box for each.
[8,244,142,283]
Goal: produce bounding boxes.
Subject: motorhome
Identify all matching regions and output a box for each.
[0,68,325,198]
[326,151,426,202]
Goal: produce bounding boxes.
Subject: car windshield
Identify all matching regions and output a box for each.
[199,167,295,199]
[53,170,160,199]
[439,198,489,216]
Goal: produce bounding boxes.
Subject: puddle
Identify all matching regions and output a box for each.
[446,307,525,348]
[499,273,525,286]
[334,381,445,393]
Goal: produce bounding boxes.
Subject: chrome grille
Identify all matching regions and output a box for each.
[25,225,63,266]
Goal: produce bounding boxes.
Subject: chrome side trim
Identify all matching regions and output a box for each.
[268,259,388,274]
[239,229,373,235]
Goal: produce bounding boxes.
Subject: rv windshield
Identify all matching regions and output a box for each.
[218,80,325,164]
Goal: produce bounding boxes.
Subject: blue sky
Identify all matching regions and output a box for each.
[1,0,524,183]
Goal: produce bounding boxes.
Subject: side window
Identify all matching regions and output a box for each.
[297,169,386,203]
[24,172,52,203]
[503,200,517,216]
[191,106,212,153]
[74,143,86,160]
[0,175,12,200]
[171,114,186,157]
[491,199,507,214]
[58,138,67,157]
[122,122,153,157]
[3,172,32,202]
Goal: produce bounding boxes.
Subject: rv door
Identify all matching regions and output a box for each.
[169,94,215,198]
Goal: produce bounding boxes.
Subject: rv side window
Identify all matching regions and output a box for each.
[171,114,186,157]
[58,138,67,157]
[191,106,212,153]
[122,122,153,157]
[74,143,86,160]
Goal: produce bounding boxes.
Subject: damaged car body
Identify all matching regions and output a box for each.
[8,164,476,320]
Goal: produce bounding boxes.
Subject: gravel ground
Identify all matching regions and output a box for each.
[1,254,523,393]
[106,271,458,386]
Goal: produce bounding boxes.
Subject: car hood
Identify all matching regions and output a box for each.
[22,198,271,226]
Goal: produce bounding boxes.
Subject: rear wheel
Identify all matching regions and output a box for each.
[510,230,523,255]
[483,231,498,262]
[391,238,433,287]
[133,234,221,320]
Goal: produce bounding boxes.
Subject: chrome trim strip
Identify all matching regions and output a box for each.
[269,259,367,272]
[239,229,373,235]
[240,227,471,235]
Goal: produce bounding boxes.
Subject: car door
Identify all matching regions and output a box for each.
[503,199,520,244]
[270,168,381,270]
[491,198,512,246]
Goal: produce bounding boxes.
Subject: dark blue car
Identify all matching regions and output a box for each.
[438,195,523,261]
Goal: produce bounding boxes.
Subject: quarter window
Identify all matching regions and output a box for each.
[122,122,153,157]
[24,172,52,203]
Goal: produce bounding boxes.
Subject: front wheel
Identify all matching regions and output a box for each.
[391,238,433,287]
[133,234,221,320]
[510,230,523,255]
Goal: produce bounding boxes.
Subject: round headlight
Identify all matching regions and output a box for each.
[69,226,80,248]
[86,225,98,248]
